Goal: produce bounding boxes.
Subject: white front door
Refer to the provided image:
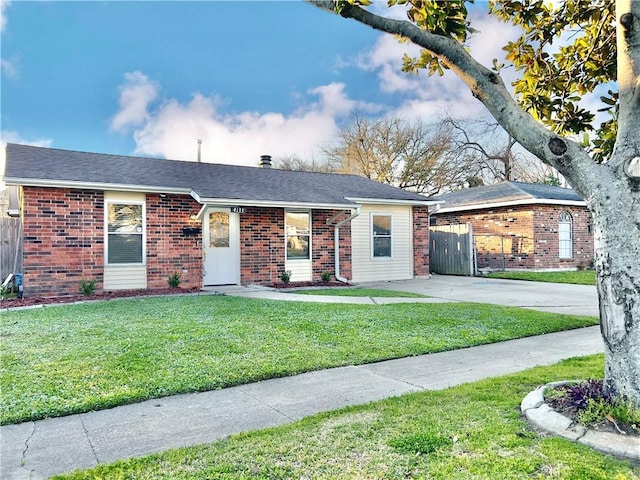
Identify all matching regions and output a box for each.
[203,208,240,285]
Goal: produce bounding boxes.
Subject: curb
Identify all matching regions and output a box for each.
[521,383,640,464]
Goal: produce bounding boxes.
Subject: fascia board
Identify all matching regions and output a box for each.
[345,197,441,207]
[435,198,586,214]
[3,177,191,195]
[191,191,357,211]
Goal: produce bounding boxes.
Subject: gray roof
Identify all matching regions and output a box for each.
[4,144,432,208]
[431,181,584,211]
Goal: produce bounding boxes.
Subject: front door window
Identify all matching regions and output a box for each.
[209,211,230,248]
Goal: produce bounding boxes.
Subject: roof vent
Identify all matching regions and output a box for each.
[260,155,272,169]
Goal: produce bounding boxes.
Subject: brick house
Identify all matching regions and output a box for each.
[430,182,594,271]
[3,144,437,297]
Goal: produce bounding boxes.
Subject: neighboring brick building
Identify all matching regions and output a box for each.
[4,144,437,297]
[431,182,594,272]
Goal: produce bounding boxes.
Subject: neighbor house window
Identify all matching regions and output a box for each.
[558,211,573,259]
[286,211,310,260]
[106,202,145,264]
[372,214,392,258]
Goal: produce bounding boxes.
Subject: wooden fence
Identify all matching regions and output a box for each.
[0,217,22,282]
[429,223,474,276]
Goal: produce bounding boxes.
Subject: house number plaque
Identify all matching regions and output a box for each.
[230,207,246,214]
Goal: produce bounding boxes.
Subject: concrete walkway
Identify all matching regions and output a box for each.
[1,277,602,479]
[219,274,599,317]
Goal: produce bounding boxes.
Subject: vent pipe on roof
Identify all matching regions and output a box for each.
[197,139,202,163]
[260,155,272,169]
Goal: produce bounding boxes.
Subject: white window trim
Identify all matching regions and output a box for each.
[105,199,146,266]
[558,211,573,259]
[285,209,312,262]
[371,212,393,260]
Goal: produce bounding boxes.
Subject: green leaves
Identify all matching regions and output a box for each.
[337,0,618,162]
[492,0,616,161]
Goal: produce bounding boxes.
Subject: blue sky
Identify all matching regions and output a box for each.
[1,1,518,171]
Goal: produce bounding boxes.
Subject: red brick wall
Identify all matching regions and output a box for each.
[433,204,594,270]
[21,189,387,295]
[21,188,203,297]
[146,194,202,290]
[311,210,352,282]
[434,207,535,270]
[22,187,104,297]
[533,205,594,269]
[240,207,284,284]
[412,206,430,276]
[239,208,352,285]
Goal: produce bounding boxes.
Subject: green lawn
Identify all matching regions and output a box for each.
[1,295,597,425]
[295,287,427,297]
[485,270,597,285]
[54,355,640,480]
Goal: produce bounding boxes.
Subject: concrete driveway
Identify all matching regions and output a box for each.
[363,275,599,317]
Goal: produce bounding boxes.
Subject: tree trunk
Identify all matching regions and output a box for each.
[591,173,640,407]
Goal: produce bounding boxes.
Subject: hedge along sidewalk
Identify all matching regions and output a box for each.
[1,326,605,480]
[1,295,599,425]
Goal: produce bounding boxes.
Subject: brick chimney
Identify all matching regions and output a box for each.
[260,155,272,169]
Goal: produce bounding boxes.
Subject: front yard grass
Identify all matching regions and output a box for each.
[55,355,640,480]
[1,295,597,425]
[485,270,596,285]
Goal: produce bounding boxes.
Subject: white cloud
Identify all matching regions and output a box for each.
[1,0,14,80]
[351,7,523,124]
[356,34,421,93]
[110,71,159,132]
[1,58,17,79]
[114,73,368,166]
[112,9,525,167]
[0,0,10,33]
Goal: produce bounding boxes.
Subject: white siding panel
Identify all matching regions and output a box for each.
[351,205,414,282]
[104,265,147,290]
[285,260,312,282]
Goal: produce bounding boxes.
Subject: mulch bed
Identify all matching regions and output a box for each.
[0,287,202,310]
[545,385,639,438]
[269,281,351,289]
[1,282,350,309]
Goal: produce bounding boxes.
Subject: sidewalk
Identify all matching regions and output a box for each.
[1,324,603,480]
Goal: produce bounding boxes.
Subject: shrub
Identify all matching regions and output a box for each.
[280,270,291,285]
[0,284,14,299]
[78,278,97,296]
[321,271,332,282]
[168,272,181,288]
[546,379,640,431]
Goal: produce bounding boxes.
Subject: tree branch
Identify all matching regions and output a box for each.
[306,0,604,197]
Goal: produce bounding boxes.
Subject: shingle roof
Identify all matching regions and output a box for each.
[431,181,584,211]
[4,144,433,207]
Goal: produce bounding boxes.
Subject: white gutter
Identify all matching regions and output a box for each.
[3,178,192,195]
[326,208,361,283]
[436,198,586,214]
[345,196,439,207]
[191,191,356,211]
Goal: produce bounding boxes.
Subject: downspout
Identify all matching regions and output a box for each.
[425,202,442,278]
[327,208,361,283]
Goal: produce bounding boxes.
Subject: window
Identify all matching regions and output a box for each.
[286,211,310,260]
[106,202,144,264]
[209,211,229,248]
[558,211,573,259]
[372,214,392,258]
